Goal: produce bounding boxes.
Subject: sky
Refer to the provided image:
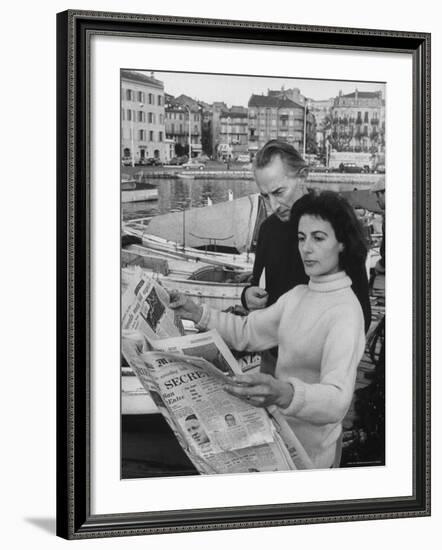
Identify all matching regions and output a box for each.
[135,70,385,107]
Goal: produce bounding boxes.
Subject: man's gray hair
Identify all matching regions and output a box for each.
[254,139,306,175]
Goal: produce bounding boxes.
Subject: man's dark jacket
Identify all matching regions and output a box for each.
[241,205,372,333]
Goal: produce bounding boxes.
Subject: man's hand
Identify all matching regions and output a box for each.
[244,286,268,310]
[223,373,293,409]
[168,291,203,324]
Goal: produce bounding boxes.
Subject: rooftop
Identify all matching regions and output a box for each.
[340,90,382,99]
[121,70,164,89]
[248,94,303,109]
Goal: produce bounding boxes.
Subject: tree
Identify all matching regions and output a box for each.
[175,143,185,156]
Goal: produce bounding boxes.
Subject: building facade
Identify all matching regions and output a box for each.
[215,106,248,160]
[121,70,167,164]
[248,89,315,158]
[329,89,385,153]
[164,94,203,158]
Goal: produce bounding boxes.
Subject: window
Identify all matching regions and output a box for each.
[159,114,163,124]
[127,109,133,121]
[126,89,133,101]
[148,93,153,104]
[138,111,145,123]
[149,130,154,141]
[139,129,146,141]
[148,113,153,124]
[364,111,369,123]
[137,91,145,103]
[158,95,162,106]
[159,131,163,142]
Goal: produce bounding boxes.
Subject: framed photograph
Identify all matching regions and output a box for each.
[57,10,430,539]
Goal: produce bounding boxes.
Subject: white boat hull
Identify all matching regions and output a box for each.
[122,188,159,203]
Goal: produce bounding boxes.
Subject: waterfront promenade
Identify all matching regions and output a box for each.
[122,161,385,187]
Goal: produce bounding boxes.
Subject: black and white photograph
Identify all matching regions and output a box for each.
[52,6,432,542]
[120,70,386,479]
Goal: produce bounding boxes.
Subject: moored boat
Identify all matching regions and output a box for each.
[121,179,159,203]
[129,193,265,253]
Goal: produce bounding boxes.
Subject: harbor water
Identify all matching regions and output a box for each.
[123,178,259,222]
[122,173,379,223]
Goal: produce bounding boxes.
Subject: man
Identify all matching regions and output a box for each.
[184,414,210,447]
[242,140,371,333]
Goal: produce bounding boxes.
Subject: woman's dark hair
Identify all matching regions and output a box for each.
[291,190,368,273]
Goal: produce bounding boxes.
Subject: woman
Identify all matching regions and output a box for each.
[169,191,367,469]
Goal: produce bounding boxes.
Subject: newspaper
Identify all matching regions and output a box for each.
[122,267,184,340]
[121,271,313,473]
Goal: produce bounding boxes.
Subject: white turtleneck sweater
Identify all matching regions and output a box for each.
[197,271,365,469]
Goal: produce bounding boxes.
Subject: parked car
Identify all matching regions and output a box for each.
[143,157,162,166]
[122,157,132,166]
[169,155,189,165]
[181,160,205,170]
[308,164,329,173]
[339,162,364,173]
[236,154,250,163]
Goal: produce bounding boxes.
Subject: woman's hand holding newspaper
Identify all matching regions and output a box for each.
[223,373,294,409]
[169,291,203,324]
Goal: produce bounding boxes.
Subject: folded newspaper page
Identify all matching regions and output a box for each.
[122,267,184,340]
